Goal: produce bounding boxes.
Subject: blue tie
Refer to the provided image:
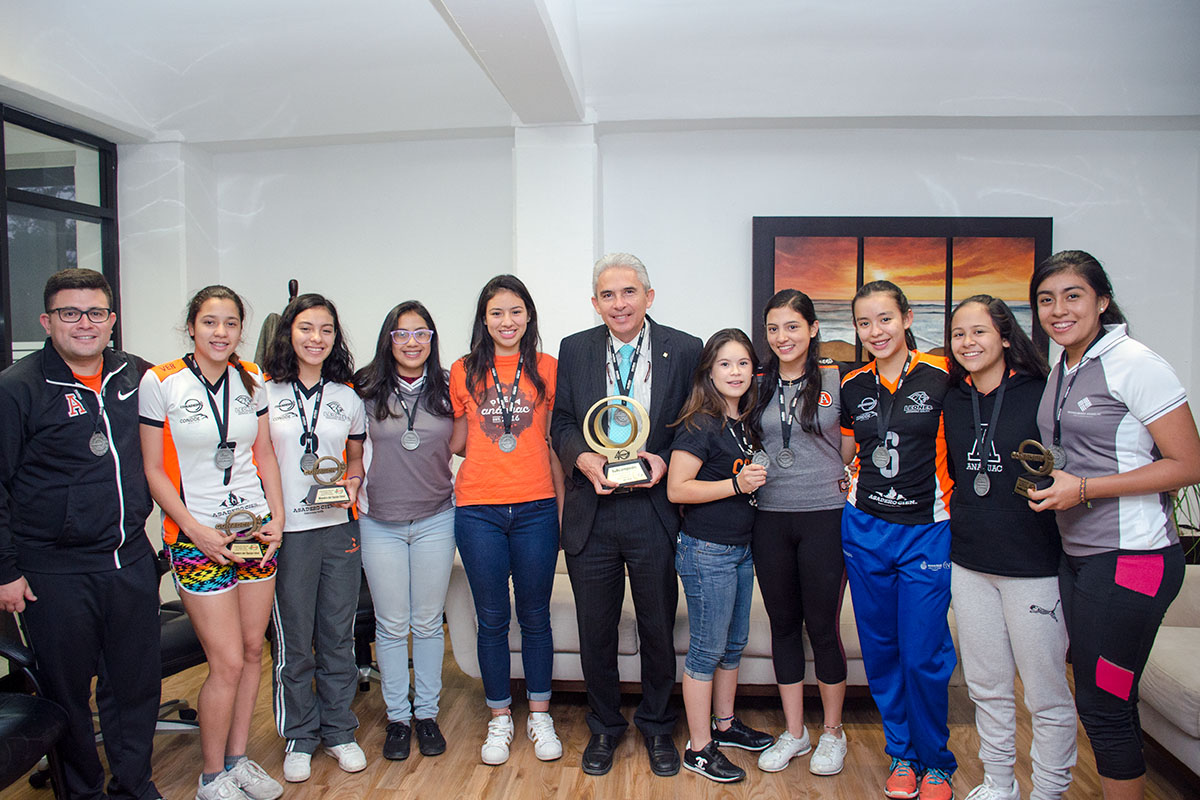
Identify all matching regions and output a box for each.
[609,344,635,442]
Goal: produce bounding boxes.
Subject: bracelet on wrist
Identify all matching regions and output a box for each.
[731,475,742,496]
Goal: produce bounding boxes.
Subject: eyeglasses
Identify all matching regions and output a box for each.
[390,328,434,345]
[49,307,113,323]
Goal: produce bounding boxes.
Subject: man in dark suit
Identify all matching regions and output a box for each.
[551,253,702,777]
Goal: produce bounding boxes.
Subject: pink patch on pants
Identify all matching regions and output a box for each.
[1114,554,1164,597]
[1095,656,1135,700]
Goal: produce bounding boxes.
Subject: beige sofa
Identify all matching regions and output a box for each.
[1138,563,1200,775]
[444,551,964,691]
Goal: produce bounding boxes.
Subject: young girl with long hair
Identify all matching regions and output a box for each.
[667,327,775,784]
[750,290,850,776]
[943,295,1076,800]
[1027,251,1200,800]
[839,280,956,800]
[140,286,285,800]
[262,293,367,782]
[353,300,457,762]
[450,274,565,766]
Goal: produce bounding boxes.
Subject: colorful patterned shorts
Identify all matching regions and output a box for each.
[167,529,278,595]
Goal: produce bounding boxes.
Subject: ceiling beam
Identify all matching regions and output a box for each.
[433,0,584,125]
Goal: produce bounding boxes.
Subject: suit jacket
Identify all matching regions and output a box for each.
[551,318,702,555]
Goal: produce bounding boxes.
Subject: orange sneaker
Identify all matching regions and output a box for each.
[919,767,954,800]
[884,758,919,799]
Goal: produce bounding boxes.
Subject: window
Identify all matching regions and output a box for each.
[1,106,119,369]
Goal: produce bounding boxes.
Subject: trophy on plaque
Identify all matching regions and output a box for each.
[583,395,653,488]
[304,456,351,505]
[1011,439,1058,499]
[216,509,266,559]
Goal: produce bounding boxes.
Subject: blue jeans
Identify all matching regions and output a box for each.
[359,507,456,722]
[675,531,754,681]
[455,498,558,708]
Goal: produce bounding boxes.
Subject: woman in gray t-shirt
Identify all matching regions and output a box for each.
[750,289,851,777]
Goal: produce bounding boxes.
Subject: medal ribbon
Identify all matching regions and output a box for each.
[607,325,646,399]
[871,350,914,454]
[488,353,525,438]
[776,377,805,450]
[292,379,325,455]
[1051,330,1106,449]
[728,419,754,458]
[969,372,1007,480]
[185,354,234,485]
[394,385,422,434]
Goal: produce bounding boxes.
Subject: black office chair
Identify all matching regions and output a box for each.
[353,569,379,691]
[0,613,68,798]
[153,551,206,733]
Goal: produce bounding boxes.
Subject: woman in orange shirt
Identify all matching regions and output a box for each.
[449,274,565,767]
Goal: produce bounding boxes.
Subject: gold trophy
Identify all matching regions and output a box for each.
[304,456,350,505]
[216,509,266,559]
[583,395,653,488]
[1011,439,1057,500]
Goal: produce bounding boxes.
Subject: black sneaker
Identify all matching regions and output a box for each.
[711,716,774,751]
[383,721,411,760]
[414,718,446,756]
[683,740,745,783]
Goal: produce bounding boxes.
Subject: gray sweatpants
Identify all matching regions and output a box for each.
[952,565,1077,800]
[269,520,363,754]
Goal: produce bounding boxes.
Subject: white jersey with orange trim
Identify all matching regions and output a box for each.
[265,379,366,532]
[139,357,270,545]
[840,351,952,524]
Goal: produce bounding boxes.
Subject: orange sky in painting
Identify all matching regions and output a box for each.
[774,235,1034,303]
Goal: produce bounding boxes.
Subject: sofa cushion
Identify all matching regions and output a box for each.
[1140,626,1200,739]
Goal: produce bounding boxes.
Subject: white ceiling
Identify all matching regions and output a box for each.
[1,0,1197,148]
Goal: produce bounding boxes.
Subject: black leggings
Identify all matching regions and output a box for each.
[1060,545,1184,780]
[751,508,847,685]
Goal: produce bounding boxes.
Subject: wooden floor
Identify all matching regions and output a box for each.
[4,635,1198,800]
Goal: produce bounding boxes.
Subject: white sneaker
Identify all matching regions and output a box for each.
[757,728,812,772]
[964,775,1020,800]
[282,751,311,783]
[225,758,283,800]
[481,714,515,765]
[324,741,368,773]
[526,711,563,761]
[195,773,250,800]
[808,731,848,775]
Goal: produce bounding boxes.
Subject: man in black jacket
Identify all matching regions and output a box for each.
[0,269,162,800]
[551,253,702,777]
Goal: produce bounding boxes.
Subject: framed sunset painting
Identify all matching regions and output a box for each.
[751,217,1053,364]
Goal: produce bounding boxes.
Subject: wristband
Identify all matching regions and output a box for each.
[347,475,363,484]
[731,475,742,496]
[1079,476,1092,509]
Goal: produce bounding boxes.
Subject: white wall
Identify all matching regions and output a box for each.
[598,125,1200,402]
[210,136,515,369]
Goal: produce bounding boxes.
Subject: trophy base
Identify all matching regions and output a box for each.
[230,541,265,559]
[1014,475,1053,500]
[306,485,351,505]
[605,458,653,489]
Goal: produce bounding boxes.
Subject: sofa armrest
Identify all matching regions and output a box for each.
[1161,564,1200,628]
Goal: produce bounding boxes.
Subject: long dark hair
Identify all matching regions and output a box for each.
[946,295,1048,385]
[352,301,453,421]
[262,293,354,384]
[462,274,547,405]
[1029,249,1128,331]
[186,285,257,395]
[754,289,825,433]
[852,280,918,351]
[674,328,761,440]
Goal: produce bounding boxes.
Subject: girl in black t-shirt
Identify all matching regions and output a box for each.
[667,328,774,783]
[943,296,1075,800]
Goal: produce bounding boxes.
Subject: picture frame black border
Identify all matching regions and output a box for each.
[752,215,1053,363]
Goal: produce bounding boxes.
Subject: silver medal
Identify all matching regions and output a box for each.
[1047,444,1067,469]
[88,431,109,456]
[751,450,770,468]
[498,433,517,453]
[401,430,421,451]
[973,471,991,497]
[300,452,318,472]
[776,447,796,469]
[214,446,235,470]
[612,408,631,427]
[871,445,890,469]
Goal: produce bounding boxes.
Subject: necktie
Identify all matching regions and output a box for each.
[609,344,635,441]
